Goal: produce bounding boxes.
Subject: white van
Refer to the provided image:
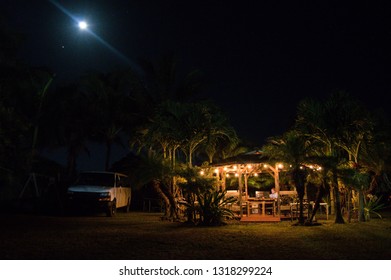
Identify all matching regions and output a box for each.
[67,171,131,217]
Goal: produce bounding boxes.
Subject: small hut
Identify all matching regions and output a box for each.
[210,151,297,222]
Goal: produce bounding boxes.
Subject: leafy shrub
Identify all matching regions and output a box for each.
[364,194,387,220]
[196,189,236,226]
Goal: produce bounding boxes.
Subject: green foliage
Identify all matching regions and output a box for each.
[363,195,387,220]
[181,189,236,226]
[177,166,235,226]
[196,189,236,226]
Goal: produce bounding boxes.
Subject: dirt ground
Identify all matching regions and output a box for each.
[0,211,390,260]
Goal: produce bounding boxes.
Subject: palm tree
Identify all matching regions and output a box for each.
[294,91,390,223]
[178,102,239,167]
[80,71,134,170]
[306,154,341,223]
[127,55,240,222]
[201,107,239,164]
[263,130,312,225]
[0,101,29,174]
[350,115,391,221]
[5,67,55,172]
[49,83,95,178]
[137,53,203,103]
[125,55,205,221]
[295,92,356,223]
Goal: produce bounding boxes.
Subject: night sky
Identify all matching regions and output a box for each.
[2,0,391,168]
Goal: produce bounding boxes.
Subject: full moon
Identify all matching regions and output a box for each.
[78,21,88,30]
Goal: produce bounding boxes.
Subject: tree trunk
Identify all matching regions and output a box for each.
[188,147,193,167]
[358,188,366,222]
[329,185,335,215]
[347,189,351,223]
[293,169,306,225]
[332,171,345,224]
[298,196,305,224]
[308,183,326,223]
[151,180,170,218]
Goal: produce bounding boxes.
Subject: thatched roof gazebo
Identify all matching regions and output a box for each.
[209,151,292,222]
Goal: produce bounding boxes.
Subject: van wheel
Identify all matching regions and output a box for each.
[107,200,116,217]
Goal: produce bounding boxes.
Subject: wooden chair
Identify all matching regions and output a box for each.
[264,200,276,216]
[278,191,297,218]
[290,198,311,222]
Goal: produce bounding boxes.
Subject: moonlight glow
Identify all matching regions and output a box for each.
[78,21,88,30]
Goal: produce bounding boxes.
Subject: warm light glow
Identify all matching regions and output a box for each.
[247,164,252,169]
[263,164,268,168]
[277,163,284,169]
[300,166,304,169]
[233,165,237,170]
[223,167,227,171]
[226,174,230,178]
[235,173,239,177]
[200,170,205,175]
[214,168,219,174]
[317,166,322,171]
[254,173,258,177]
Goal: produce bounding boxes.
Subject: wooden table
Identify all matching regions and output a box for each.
[290,201,329,220]
[246,199,276,216]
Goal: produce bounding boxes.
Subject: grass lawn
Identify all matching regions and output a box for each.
[0,211,390,259]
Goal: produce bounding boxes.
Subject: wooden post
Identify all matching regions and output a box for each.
[221,169,226,191]
[244,173,249,201]
[275,164,280,216]
[238,167,243,217]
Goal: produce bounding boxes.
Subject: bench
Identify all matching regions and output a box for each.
[278,190,297,217]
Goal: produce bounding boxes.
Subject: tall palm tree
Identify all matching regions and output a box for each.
[294,92,386,223]
[263,130,312,225]
[6,67,55,172]
[80,71,134,170]
[125,55,205,221]
[201,106,239,164]
[351,115,391,221]
[295,93,354,223]
[137,53,203,103]
[49,83,95,178]
[128,55,240,222]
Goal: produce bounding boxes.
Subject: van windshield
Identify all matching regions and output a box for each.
[76,173,114,186]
